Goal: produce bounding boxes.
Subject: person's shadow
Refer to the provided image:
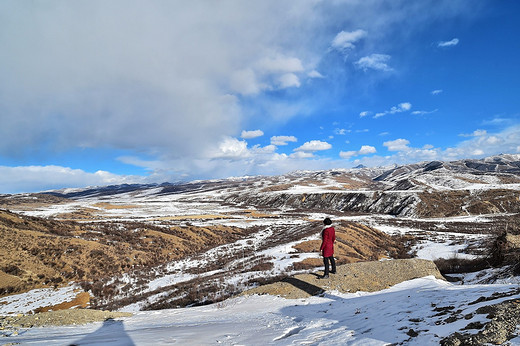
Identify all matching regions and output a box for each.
[282,277,325,296]
[69,318,135,346]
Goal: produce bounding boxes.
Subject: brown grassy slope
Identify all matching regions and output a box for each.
[417,189,520,217]
[0,210,245,297]
[292,221,410,269]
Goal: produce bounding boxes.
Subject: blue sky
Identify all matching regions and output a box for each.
[1,0,520,193]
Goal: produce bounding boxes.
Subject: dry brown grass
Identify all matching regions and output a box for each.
[417,190,520,217]
[156,214,229,220]
[260,183,294,192]
[92,202,138,210]
[35,291,91,313]
[332,176,373,190]
[54,207,104,220]
[0,210,245,297]
[245,209,275,218]
[291,221,407,270]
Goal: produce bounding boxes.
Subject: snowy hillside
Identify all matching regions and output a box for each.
[1,154,520,344]
[6,276,520,345]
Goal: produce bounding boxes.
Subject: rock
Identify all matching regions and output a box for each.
[1,309,132,329]
[242,258,444,299]
[441,299,520,345]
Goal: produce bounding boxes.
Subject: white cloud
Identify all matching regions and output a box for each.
[270,136,298,146]
[360,111,370,117]
[0,1,488,192]
[0,1,325,161]
[252,144,277,154]
[331,29,367,53]
[399,102,412,111]
[257,56,304,73]
[459,129,488,137]
[0,165,144,194]
[355,54,393,72]
[384,138,411,152]
[211,137,250,160]
[294,140,332,152]
[374,102,412,118]
[352,125,520,169]
[308,70,324,78]
[438,38,459,47]
[339,151,357,159]
[411,109,438,116]
[278,73,301,89]
[241,130,264,139]
[359,145,377,155]
[340,145,376,160]
[291,151,315,159]
[334,128,349,135]
[485,136,501,145]
[230,69,261,95]
[431,89,443,95]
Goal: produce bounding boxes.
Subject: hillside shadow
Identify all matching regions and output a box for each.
[282,277,324,296]
[69,318,134,346]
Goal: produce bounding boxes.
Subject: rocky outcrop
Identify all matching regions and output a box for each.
[225,191,421,217]
[226,186,520,218]
[243,258,444,299]
[441,297,520,345]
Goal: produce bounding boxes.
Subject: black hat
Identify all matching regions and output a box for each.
[323,217,332,225]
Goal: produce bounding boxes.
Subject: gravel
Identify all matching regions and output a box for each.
[1,309,132,337]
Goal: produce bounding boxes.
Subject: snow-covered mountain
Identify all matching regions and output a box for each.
[39,154,520,218]
[2,154,520,344]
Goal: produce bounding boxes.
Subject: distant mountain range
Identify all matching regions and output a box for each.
[40,154,520,218]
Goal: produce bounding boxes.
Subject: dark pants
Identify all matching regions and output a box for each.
[323,256,336,275]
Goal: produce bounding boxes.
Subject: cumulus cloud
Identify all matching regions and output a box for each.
[359,111,370,118]
[359,145,377,155]
[374,102,412,118]
[349,125,520,169]
[271,136,298,146]
[384,138,411,151]
[294,140,332,153]
[438,38,459,47]
[210,137,251,160]
[459,129,488,137]
[0,1,487,192]
[339,151,357,159]
[241,130,264,139]
[340,145,376,159]
[355,54,393,72]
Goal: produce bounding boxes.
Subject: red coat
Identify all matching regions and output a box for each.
[320,226,335,257]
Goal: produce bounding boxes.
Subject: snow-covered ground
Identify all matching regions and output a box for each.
[6,276,520,345]
[3,169,520,344]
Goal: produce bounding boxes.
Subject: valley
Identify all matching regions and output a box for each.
[1,154,520,343]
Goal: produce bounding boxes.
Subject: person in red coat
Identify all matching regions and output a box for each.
[319,217,336,279]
